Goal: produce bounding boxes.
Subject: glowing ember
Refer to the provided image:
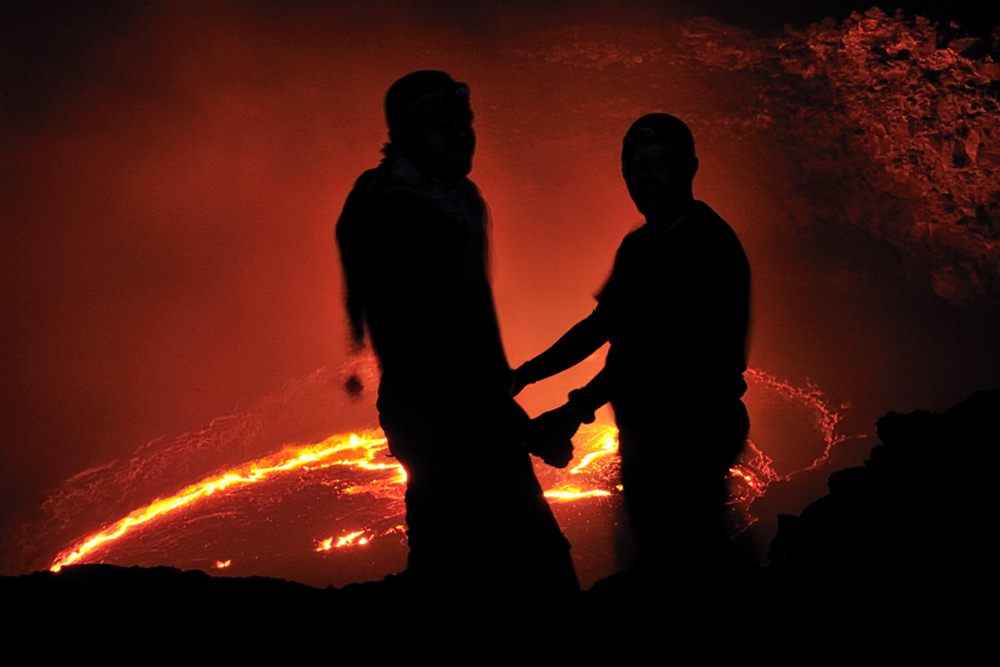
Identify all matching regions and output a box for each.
[318,525,405,552]
[544,488,613,501]
[215,560,231,569]
[335,531,366,548]
[567,426,618,475]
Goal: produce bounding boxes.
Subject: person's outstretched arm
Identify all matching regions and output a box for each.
[510,308,609,396]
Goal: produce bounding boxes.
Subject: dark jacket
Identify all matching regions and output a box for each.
[598,200,750,407]
[336,154,526,455]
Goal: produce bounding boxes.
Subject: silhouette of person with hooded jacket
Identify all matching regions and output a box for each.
[336,71,578,598]
[512,114,751,578]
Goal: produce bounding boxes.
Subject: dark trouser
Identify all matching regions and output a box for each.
[614,398,749,575]
[382,422,579,598]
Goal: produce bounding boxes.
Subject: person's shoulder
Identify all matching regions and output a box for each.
[607,227,648,268]
[691,201,729,226]
[692,202,750,270]
[352,167,381,190]
[341,167,384,210]
[692,202,742,240]
[619,222,652,248]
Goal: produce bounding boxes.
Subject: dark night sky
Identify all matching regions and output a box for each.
[3,0,999,574]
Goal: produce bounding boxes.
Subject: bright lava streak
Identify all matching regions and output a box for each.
[544,488,613,501]
[568,426,618,475]
[335,531,366,548]
[49,426,621,571]
[50,431,393,571]
[318,524,406,551]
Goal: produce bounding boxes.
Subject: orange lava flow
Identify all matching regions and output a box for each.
[336,531,367,547]
[49,425,620,571]
[567,425,618,475]
[745,368,847,470]
[544,488,613,501]
[725,370,850,520]
[316,524,407,551]
[50,431,394,571]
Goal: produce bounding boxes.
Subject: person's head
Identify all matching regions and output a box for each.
[385,70,475,180]
[621,113,698,219]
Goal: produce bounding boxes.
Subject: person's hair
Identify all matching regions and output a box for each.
[622,113,695,163]
[385,70,469,131]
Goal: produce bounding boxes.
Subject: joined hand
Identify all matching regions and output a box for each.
[526,404,585,468]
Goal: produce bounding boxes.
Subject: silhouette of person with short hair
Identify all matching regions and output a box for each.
[513,113,751,580]
[336,71,578,598]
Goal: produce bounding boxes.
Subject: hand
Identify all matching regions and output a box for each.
[526,404,583,468]
[567,389,597,424]
[508,364,533,397]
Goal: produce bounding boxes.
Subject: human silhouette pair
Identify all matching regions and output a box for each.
[336,71,750,596]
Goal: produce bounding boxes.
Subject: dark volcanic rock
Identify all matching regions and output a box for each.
[1,564,580,658]
[764,388,997,644]
[677,11,1000,306]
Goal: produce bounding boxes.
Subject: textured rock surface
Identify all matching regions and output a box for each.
[679,10,1000,305]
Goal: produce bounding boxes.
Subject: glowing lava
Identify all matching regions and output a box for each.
[725,369,853,524]
[47,369,849,578]
[49,425,621,572]
[745,368,846,465]
[50,431,395,571]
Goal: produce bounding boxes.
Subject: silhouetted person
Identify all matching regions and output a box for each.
[512,114,751,581]
[336,71,578,599]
